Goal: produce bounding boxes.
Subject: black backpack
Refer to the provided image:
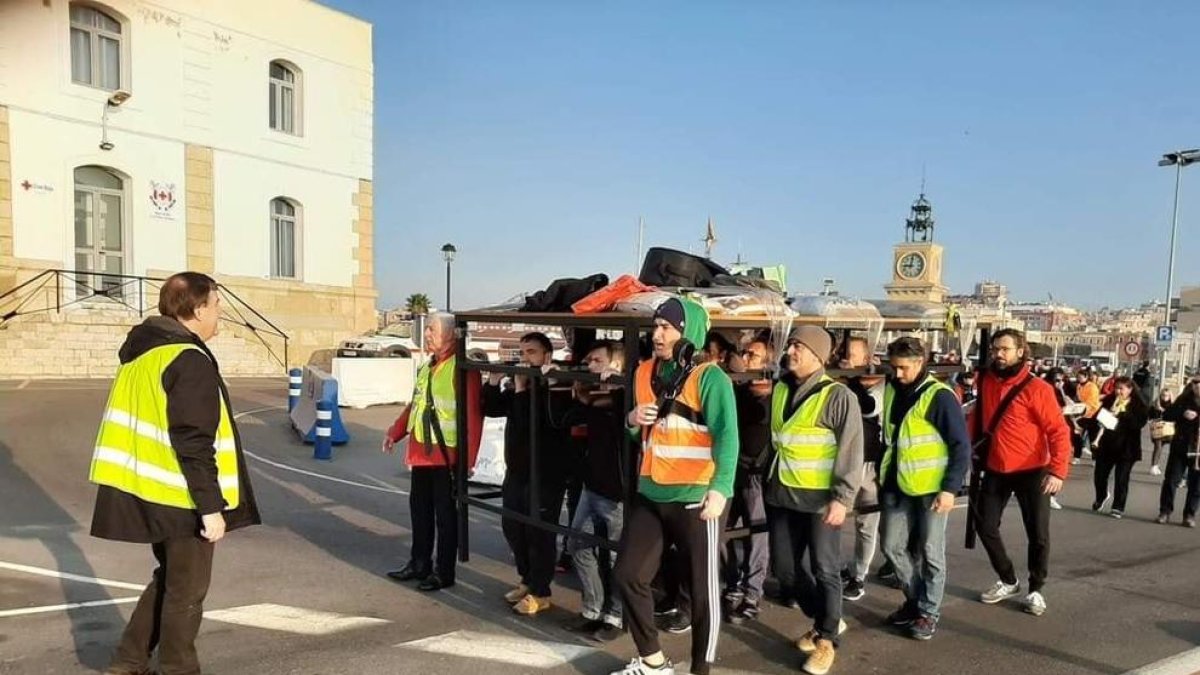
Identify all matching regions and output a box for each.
[638,247,730,288]
[521,274,609,312]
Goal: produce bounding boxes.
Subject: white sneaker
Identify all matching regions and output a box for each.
[1150,465,1163,476]
[610,657,675,675]
[1049,496,1063,510]
[980,580,1021,604]
[1023,591,1047,616]
[1099,494,1114,513]
[1071,458,1081,465]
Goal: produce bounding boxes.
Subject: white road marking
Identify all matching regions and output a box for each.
[0,597,140,618]
[17,379,30,389]
[396,629,597,669]
[243,450,410,496]
[0,561,144,591]
[204,603,389,635]
[234,406,413,496]
[1123,646,1200,675]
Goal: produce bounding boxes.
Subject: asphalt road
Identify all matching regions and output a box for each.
[1,378,1198,675]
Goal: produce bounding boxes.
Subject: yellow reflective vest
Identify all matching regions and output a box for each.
[771,376,839,490]
[407,356,459,449]
[90,343,240,511]
[881,376,952,496]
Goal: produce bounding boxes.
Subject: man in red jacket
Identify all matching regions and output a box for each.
[969,329,1071,617]
[382,312,483,591]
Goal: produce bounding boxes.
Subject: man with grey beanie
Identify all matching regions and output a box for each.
[766,326,864,675]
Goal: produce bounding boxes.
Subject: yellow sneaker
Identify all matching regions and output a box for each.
[504,584,530,604]
[795,619,847,653]
[512,594,551,616]
[802,639,836,675]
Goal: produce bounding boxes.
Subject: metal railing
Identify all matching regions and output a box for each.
[0,269,290,371]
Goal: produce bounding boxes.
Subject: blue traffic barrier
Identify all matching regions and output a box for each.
[314,400,334,460]
[288,368,303,412]
[288,366,350,446]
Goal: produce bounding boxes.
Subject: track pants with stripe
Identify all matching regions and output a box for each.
[615,494,727,675]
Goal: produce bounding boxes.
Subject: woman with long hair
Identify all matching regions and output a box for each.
[1093,377,1148,519]
[1148,388,1175,476]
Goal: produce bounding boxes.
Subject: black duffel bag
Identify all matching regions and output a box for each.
[521,273,609,312]
[638,247,730,288]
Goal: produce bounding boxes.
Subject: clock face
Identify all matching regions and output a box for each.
[898,252,926,280]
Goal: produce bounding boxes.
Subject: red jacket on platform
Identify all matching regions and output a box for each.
[386,350,484,469]
[969,364,1072,479]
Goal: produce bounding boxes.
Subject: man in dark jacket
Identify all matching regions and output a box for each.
[878,337,971,640]
[484,332,572,616]
[722,335,774,624]
[90,272,260,675]
[1158,377,1200,527]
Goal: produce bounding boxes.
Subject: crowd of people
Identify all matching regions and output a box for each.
[383,299,1122,675]
[949,358,1200,525]
[84,277,1199,675]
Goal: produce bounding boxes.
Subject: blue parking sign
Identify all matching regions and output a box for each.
[1156,325,1175,346]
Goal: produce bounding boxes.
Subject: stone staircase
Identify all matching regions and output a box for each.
[0,306,285,379]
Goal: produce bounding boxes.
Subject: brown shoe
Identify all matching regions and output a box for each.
[504,584,530,604]
[795,619,847,653]
[802,639,836,675]
[512,594,551,616]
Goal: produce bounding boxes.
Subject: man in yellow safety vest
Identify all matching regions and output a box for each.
[90,272,260,675]
[766,326,865,675]
[878,337,971,641]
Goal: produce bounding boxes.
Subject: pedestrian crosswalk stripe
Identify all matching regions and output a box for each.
[396,630,597,668]
[204,603,389,635]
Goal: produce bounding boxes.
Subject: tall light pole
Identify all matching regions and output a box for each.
[1157,149,1200,389]
[441,243,457,311]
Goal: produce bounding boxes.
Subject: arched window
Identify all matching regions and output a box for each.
[70,3,124,90]
[269,60,301,135]
[270,197,301,279]
[73,165,125,294]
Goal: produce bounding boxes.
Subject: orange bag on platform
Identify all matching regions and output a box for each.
[571,274,656,314]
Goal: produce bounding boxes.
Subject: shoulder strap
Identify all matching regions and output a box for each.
[985,374,1035,436]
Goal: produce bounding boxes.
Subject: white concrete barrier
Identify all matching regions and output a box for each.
[332,357,414,409]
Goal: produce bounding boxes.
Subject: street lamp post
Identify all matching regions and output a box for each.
[441,243,457,311]
[1157,149,1200,390]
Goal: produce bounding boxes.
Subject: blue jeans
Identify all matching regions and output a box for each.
[880,491,949,620]
[568,489,624,626]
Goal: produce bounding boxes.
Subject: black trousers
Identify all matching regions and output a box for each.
[1093,457,1134,512]
[1160,448,1200,518]
[615,495,726,675]
[409,466,458,580]
[110,537,214,675]
[721,472,769,604]
[976,469,1051,593]
[502,477,564,597]
[768,507,843,645]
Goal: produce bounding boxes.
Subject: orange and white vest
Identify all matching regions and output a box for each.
[634,360,716,486]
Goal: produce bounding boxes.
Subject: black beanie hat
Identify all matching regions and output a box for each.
[653,298,686,334]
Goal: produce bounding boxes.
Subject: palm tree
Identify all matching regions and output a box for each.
[405,293,432,316]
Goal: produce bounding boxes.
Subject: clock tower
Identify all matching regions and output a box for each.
[884,193,948,303]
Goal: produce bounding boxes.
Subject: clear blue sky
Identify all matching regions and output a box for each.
[326,0,1200,311]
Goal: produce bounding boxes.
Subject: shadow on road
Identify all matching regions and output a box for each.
[244,411,620,675]
[0,440,123,672]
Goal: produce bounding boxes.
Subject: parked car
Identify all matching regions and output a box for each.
[337,323,417,358]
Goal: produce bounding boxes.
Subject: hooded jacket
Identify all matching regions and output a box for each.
[90,316,260,543]
[635,297,739,502]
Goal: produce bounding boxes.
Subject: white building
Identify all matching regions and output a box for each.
[0,0,376,377]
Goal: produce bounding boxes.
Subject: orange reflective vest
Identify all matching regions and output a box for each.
[635,359,716,486]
